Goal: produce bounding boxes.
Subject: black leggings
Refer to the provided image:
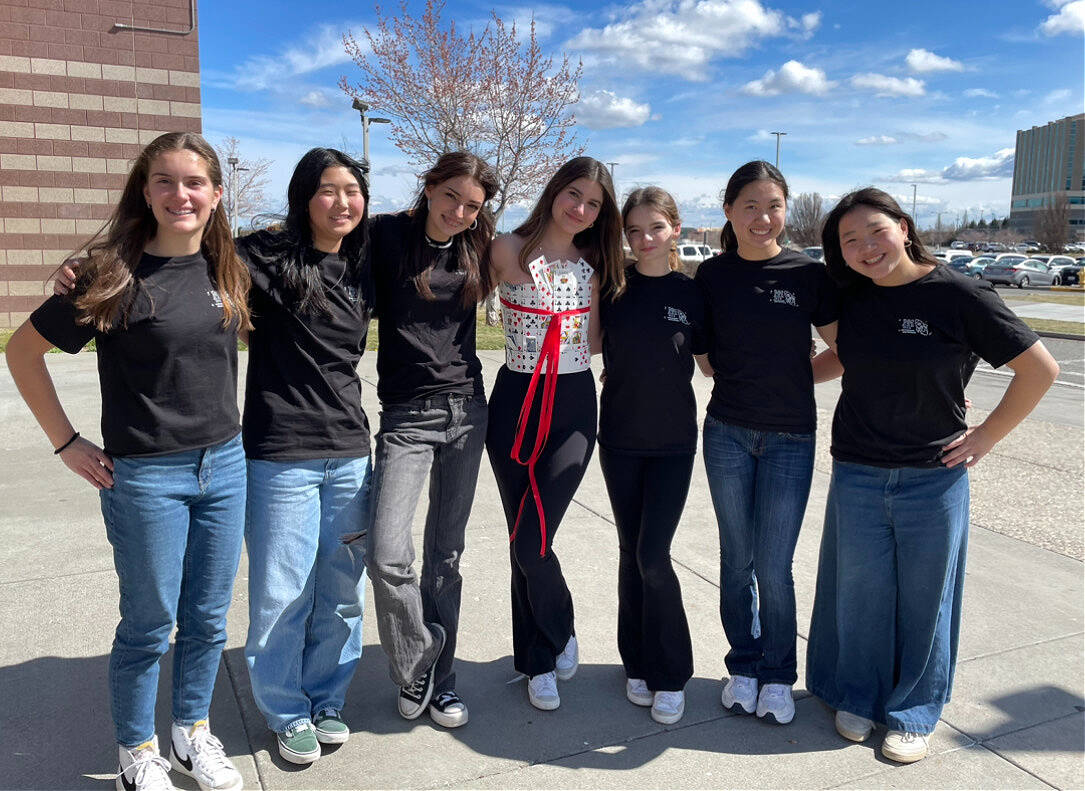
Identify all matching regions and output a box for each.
[599,448,695,691]
[486,366,596,676]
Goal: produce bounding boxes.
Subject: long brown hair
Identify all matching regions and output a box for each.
[822,187,940,288]
[69,131,250,331]
[404,151,498,307]
[622,186,682,271]
[512,156,625,297]
[719,160,789,253]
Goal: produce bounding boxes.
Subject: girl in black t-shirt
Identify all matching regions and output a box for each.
[486,157,625,711]
[235,149,374,765]
[807,188,1057,764]
[599,187,706,725]
[7,132,250,790]
[695,161,839,726]
[364,152,499,729]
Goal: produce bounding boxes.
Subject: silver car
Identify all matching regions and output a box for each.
[982,258,1057,288]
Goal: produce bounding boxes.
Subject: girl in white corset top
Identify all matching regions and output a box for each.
[485,157,625,711]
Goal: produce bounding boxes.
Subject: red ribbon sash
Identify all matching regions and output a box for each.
[501,296,590,556]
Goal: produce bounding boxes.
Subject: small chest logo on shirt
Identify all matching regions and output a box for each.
[898,318,931,336]
[665,306,690,325]
[346,285,360,304]
[206,289,223,309]
[771,289,797,306]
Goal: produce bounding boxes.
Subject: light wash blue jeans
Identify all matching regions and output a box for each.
[99,433,246,748]
[702,415,815,685]
[244,455,371,733]
[807,460,970,734]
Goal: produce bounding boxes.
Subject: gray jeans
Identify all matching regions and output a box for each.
[366,392,487,690]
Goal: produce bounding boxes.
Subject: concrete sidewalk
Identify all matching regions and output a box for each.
[1,352,1082,790]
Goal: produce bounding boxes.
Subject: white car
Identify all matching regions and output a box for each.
[678,242,713,268]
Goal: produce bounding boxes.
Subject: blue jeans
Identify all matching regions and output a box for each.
[702,415,814,685]
[806,460,970,734]
[244,456,371,733]
[99,433,246,748]
[367,393,487,690]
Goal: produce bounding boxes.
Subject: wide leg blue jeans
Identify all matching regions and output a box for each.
[244,456,371,733]
[806,460,970,734]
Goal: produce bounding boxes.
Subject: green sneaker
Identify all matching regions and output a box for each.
[313,708,350,744]
[276,721,320,764]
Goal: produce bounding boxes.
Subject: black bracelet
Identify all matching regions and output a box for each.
[54,432,80,454]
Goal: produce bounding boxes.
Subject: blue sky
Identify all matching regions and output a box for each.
[199,0,1084,231]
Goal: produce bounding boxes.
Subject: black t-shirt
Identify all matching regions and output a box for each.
[237,230,373,461]
[599,267,707,454]
[832,265,1038,468]
[695,248,838,433]
[30,252,240,457]
[370,211,482,404]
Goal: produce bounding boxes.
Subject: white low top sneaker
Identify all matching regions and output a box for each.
[116,735,175,791]
[528,671,560,710]
[651,690,685,725]
[835,710,874,742]
[555,635,579,681]
[755,683,795,725]
[169,720,243,791]
[626,678,653,707]
[882,730,930,763]
[720,675,758,714]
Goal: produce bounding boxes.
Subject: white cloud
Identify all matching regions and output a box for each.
[856,135,899,145]
[964,88,999,98]
[575,90,651,129]
[850,73,926,97]
[298,89,334,108]
[566,0,823,80]
[220,24,357,92]
[905,48,964,73]
[742,60,834,96]
[1039,0,1085,36]
[883,148,1015,183]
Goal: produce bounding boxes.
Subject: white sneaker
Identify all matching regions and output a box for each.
[720,675,758,714]
[555,635,578,681]
[169,720,242,791]
[626,678,652,707]
[651,690,685,725]
[755,683,795,725]
[116,735,175,791]
[835,710,874,742]
[882,730,930,763]
[528,672,560,710]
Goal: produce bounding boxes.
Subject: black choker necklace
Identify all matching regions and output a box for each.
[424,234,453,249]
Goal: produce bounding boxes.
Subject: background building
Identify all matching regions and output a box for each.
[0,0,202,328]
[1009,113,1085,243]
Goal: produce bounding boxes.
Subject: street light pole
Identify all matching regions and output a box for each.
[911,183,917,222]
[226,156,247,238]
[607,162,617,181]
[770,131,787,168]
[352,99,390,181]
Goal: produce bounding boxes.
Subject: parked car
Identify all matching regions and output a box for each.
[1047,256,1079,285]
[1014,241,1041,253]
[962,256,995,279]
[982,242,1008,253]
[677,242,713,271]
[950,240,970,249]
[1058,265,1080,286]
[802,246,824,261]
[982,258,1057,288]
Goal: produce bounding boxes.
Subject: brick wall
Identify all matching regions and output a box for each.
[0,0,201,328]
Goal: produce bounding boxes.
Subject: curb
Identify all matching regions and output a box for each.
[1036,330,1084,341]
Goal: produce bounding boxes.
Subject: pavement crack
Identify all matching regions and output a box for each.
[0,566,114,586]
[222,652,268,790]
[971,522,1084,563]
[958,631,1084,664]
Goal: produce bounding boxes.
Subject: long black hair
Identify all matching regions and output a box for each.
[403,151,498,307]
[244,147,370,315]
[719,160,789,252]
[821,187,940,288]
[512,156,626,297]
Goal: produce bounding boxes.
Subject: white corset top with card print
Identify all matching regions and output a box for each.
[499,255,593,373]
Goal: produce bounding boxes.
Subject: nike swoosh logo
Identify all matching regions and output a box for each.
[172,742,193,772]
[120,771,137,791]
